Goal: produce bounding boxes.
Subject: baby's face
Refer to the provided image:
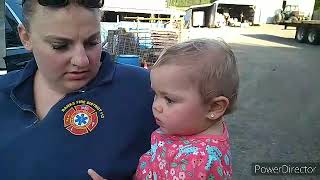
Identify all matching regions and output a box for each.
[150,65,212,136]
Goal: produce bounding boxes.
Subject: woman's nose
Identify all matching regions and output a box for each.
[71,46,90,67]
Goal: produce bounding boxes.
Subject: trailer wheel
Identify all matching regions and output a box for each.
[295,26,307,43]
[307,29,320,45]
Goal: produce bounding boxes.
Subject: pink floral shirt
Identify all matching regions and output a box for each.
[135,123,232,180]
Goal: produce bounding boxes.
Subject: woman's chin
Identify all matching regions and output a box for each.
[63,79,90,92]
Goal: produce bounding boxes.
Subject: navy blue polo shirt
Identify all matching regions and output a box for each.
[0,52,157,180]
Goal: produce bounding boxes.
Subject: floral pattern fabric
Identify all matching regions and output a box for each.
[135,123,232,180]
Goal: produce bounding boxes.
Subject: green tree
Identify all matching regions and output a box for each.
[315,0,320,10]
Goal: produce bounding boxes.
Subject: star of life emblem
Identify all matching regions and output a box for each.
[63,104,100,136]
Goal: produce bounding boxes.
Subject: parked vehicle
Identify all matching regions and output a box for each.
[280,20,320,45]
[282,5,306,22]
[1,0,34,73]
[294,20,320,45]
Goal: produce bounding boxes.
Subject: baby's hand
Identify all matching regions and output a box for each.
[88,169,107,180]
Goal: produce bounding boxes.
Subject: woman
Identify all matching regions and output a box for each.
[0,0,157,179]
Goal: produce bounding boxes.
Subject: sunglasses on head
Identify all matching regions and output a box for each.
[22,0,104,8]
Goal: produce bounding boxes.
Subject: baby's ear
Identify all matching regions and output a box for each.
[206,96,229,120]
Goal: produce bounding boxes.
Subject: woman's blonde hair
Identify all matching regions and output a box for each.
[152,38,239,114]
[22,0,101,31]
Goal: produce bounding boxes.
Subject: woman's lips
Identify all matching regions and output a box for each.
[65,71,89,80]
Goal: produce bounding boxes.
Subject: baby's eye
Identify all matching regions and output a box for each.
[164,96,174,104]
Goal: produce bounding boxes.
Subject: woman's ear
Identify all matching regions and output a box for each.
[18,24,32,51]
[206,96,229,120]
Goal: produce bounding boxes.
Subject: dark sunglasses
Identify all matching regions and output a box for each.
[22,0,104,8]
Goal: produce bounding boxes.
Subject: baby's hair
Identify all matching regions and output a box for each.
[152,38,239,115]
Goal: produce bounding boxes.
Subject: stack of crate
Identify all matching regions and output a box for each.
[105,28,140,58]
[105,29,179,67]
[151,30,178,49]
[146,30,179,65]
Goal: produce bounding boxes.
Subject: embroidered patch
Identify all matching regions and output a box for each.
[62,100,105,136]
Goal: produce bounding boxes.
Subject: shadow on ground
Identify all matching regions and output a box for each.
[227,42,320,180]
[241,34,300,47]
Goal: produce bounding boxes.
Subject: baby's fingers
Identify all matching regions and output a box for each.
[88,169,107,180]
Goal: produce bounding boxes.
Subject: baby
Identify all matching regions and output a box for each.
[135,39,239,180]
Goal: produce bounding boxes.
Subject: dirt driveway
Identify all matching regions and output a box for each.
[183,25,320,180]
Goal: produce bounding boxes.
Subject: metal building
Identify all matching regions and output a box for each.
[185,0,316,27]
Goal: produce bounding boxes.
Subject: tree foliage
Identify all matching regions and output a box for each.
[315,0,320,10]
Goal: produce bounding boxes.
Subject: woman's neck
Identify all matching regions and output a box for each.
[33,71,66,120]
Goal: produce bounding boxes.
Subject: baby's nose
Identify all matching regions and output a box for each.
[153,104,163,113]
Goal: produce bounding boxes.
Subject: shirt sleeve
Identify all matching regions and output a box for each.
[134,130,159,179]
[135,152,153,179]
